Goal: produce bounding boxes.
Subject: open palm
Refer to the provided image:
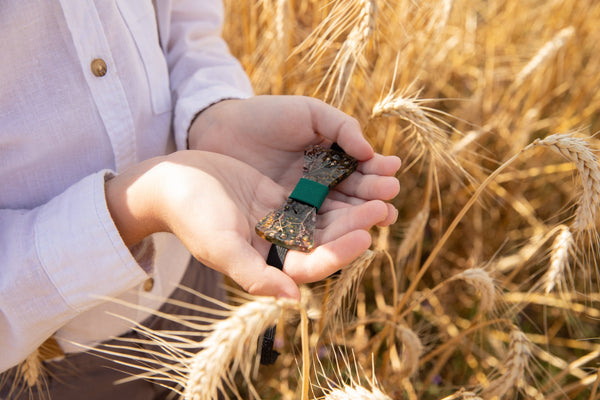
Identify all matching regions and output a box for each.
[154,151,393,298]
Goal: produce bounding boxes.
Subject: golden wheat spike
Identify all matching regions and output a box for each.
[321,250,376,332]
[323,385,392,400]
[542,226,575,294]
[396,326,424,379]
[452,268,496,314]
[184,297,297,400]
[526,133,600,232]
[481,328,532,399]
[514,27,575,87]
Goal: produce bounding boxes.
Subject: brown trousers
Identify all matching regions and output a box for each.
[1,258,225,400]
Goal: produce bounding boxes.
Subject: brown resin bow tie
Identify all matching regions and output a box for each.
[255,143,358,252]
[256,143,357,365]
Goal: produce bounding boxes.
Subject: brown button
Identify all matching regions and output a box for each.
[91,58,107,77]
[143,277,154,292]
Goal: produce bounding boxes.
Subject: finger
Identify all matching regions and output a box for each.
[316,200,389,243]
[305,97,374,161]
[334,172,400,201]
[376,203,399,227]
[210,234,301,300]
[357,154,402,176]
[283,230,372,284]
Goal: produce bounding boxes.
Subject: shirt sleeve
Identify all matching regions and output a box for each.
[155,0,255,151]
[0,170,148,371]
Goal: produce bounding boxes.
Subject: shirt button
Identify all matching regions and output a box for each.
[91,58,107,77]
[143,278,154,292]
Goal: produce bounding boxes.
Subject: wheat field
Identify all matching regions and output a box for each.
[217,0,600,398]
[13,0,600,399]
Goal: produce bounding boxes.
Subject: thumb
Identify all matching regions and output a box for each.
[219,236,301,300]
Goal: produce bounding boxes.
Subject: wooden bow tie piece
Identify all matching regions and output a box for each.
[255,144,358,252]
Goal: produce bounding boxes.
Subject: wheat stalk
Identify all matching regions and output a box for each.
[480,329,531,399]
[526,134,600,232]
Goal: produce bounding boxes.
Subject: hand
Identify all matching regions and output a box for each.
[105,151,392,299]
[188,95,401,226]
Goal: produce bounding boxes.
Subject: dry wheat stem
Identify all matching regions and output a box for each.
[299,307,310,400]
[526,134,600,232]
[481,329,531,399]
[184,297,297,400]
[419,318,512,366]
[514,27,575,87]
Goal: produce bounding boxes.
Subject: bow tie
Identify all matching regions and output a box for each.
[255,143,357,365]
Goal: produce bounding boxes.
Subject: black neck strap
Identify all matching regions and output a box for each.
[259,244,288,365]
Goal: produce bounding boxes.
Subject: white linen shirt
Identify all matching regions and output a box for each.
[0,0,253,371]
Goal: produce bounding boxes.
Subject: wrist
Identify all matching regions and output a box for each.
[105,157,167,247]
[187,98,241,150]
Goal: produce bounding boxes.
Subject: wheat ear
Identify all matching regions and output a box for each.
[429,0,454,34]
[515,27,575,87]
[322,250,376,331]
[396,205,430,261]
[320,350,391,400]
[323,384,392,400]
[396,326,424,378]
[292,0,376,105]
[542,226,574,294]
[20,350,42,389]
[371,92,470,179]
[321,0,376,105]
[480,329,531,399]
[526,134,600,232]
[452,268,496,314]
[184,297,297,400]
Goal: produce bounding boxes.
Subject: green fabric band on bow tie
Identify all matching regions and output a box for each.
[289,178,329,210]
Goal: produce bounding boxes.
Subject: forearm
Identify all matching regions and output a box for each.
[0,171,149,371]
